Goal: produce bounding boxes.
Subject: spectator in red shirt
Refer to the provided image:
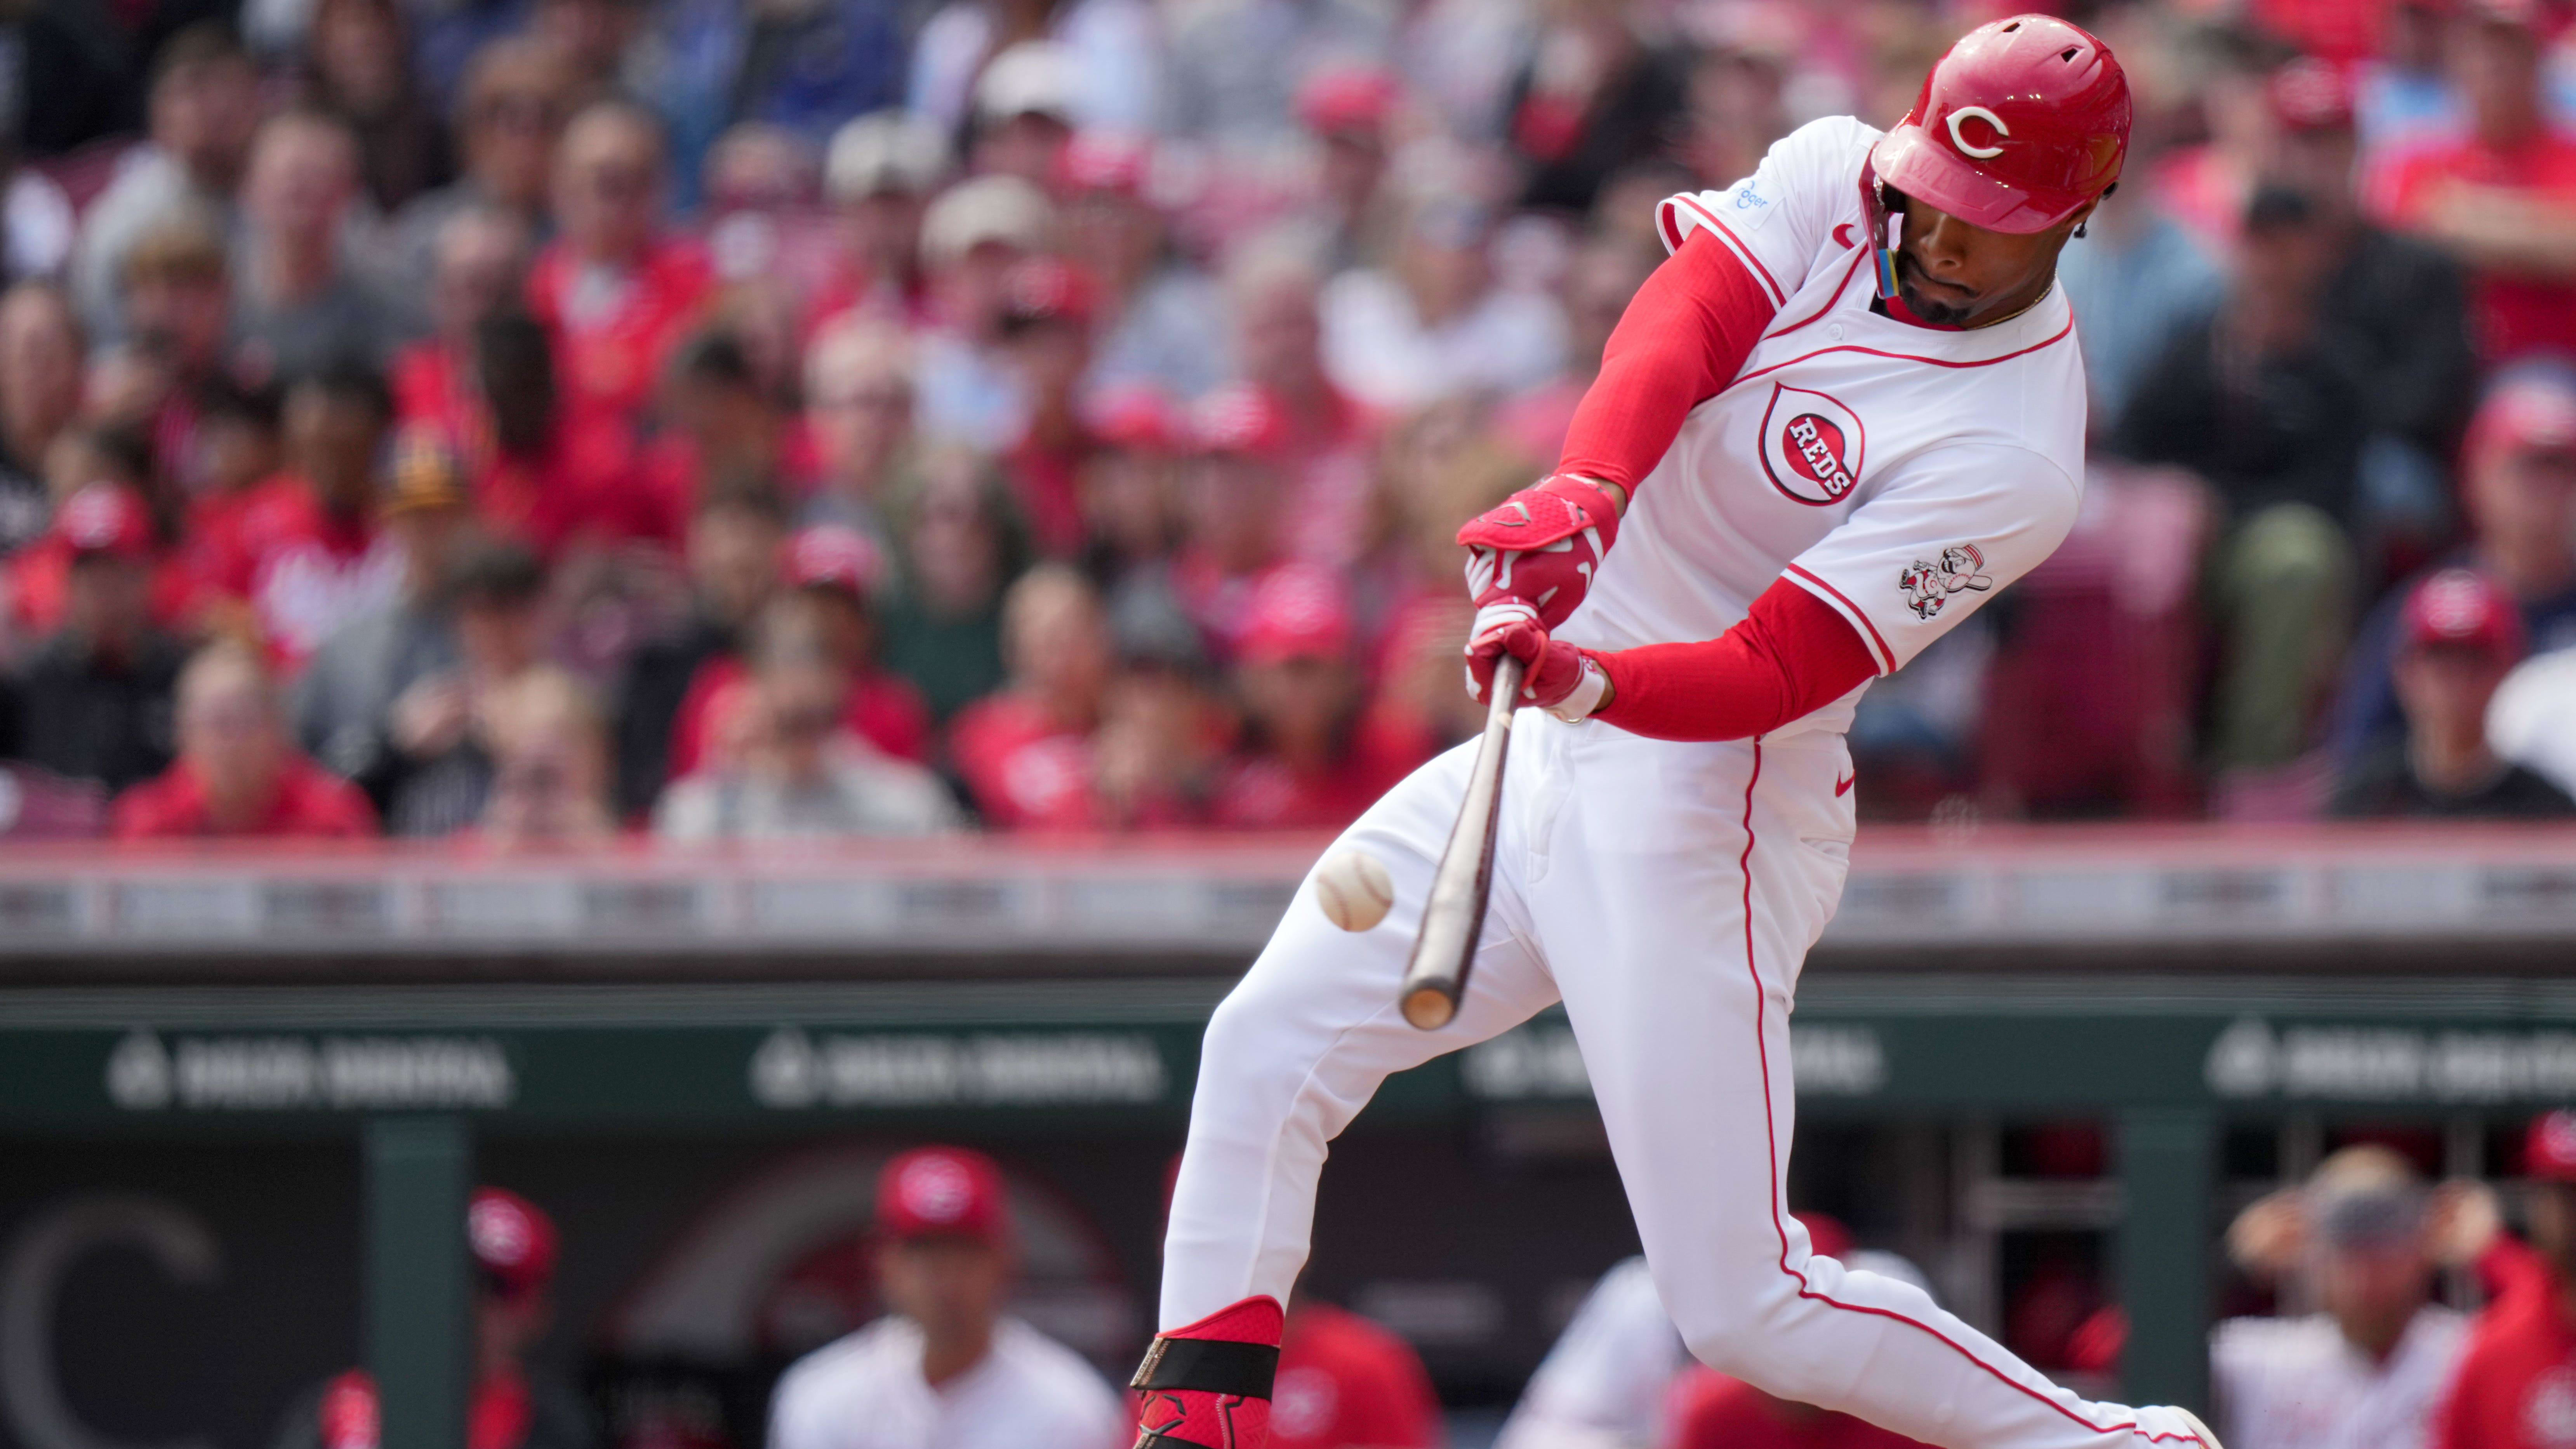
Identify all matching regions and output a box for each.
[466,309,652,559]
[994,257,1098,557]
[666,524,932,774]
[949,563,1113,828]
[810,111,949,336]
[391,204,535,451]
[113,641,379,840]
[525,99,715,431]
[204,365,407,667]
[1213,564,1434,831]
[2372,0,2576,362]
[1227,248,1380,567]
[1269,1298,1446,1449]
[2433,1110,2576,1449]
[638,329,807,546]
[803,315,920,545]
[11,426,196,640]
[1172,386,1302,664]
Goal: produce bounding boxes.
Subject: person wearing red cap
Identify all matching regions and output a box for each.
[1137,18,2223,1449]
[2369,0,2576,363]
[2330,567,2573,816]
[274,1187,595,1449]
[1287,66,1402,275]
[2330,366,2576,766]
[998,257,1105,558]
[1170,385,1306,665]
[665,524,934,777]
[768,1146,1125,1449]
[1211,563,1434,831]
[1060,132,1230,404]
[0,483,188,796]
[2431,1111,2576,1449]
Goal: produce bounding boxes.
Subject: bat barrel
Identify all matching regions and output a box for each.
[1399,653,1524,1031]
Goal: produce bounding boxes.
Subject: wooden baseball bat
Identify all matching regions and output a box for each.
[1399,652,1524,1031]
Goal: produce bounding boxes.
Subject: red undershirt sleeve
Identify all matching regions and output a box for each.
[1554,228,1782,493]
[1589,579,1881,742]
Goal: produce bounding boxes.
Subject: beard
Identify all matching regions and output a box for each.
[1895,254,1976,326]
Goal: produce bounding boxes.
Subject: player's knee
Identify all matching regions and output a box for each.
[1195,988,1312,1106]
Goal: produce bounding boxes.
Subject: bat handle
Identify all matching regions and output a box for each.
[1398,651,1526,1031]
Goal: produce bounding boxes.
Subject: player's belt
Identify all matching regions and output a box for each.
[1128,1336,1280,1398]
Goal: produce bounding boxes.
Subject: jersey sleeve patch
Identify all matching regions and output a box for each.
[1782,444,2081,675]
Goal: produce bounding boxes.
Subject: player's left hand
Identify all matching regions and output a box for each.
[1464,603,1609,721]
[1457,473,1623,630]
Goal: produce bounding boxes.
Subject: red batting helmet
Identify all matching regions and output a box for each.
[1869,15,2132,236]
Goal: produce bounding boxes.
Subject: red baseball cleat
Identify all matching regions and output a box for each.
[1130,1296,1285,1449]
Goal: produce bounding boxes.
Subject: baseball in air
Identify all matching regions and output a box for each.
[1314,850,1395,932]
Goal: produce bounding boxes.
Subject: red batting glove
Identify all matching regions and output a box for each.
[1457,473,1623,630]
[1464,604,1610,721]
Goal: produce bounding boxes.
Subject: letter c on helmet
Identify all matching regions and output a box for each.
[1945,105,2009,158]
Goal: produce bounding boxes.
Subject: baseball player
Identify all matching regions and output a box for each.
[768,1146,1128,1449]
[1131,17,2225,1449]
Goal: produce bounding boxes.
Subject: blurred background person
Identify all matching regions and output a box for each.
[390,204,534,449]
[2431,1110,2576,1449]
[813,111,951,333]
[2333,366,2576,766]
[368,538,552,837]
[1057,130,1227,402]
[0,485,185,796]
[73,23,262,339]
[0,282,88,555]
[913,174,1052,447]
[114,640,377,839]
[654,590,958,841]
[271,1187,595,1449]
[233,109,402,382]
[803,316,921,546]
[387,38,574,293]
[293,0,447,217]
[2329,568,2573,818]
[525,99,712,433]
[2214,1146,2479,1449]
[880,451,1022,723]
[2370,0,2576,367]
[472,665,617,847]
[947,562,1111,828]
[611,486,786,821]
[767,1146,1126,1449]
[1319,191,1566,414]
[1211,562,1432,831]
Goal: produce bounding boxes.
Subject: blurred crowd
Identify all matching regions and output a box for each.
[0,0,2573,844]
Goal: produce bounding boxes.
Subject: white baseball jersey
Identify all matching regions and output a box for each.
[1558,115,2088,738]
[2211,1308,2467,1449]
[766,1315,1128,1449]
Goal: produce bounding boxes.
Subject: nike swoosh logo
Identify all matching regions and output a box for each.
[1833,222,1856,249]
[1834,773,1856,797]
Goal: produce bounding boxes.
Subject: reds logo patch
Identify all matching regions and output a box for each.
[1898,545,1994,621]
[1759,384,1867,505]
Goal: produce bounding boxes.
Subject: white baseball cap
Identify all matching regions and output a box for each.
[975,41,1078,125]
[826,111,952,202]
[920,174,1053,265]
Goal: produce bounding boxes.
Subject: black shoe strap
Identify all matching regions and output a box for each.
[1130,1336,1281,1398]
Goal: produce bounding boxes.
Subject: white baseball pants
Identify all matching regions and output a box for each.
[1159,712,2180,1448]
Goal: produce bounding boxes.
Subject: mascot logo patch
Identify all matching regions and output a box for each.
[1898,545,1994,621]
[1760,384,1867,505]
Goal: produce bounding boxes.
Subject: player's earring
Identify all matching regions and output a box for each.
[2073,221,2088,238]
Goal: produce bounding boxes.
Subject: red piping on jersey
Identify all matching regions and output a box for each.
[1766,248,1870,339]
[1734,747,2203,1448]
[1734,312,2079,386]
[1782,565,1894,675]
[1670,195,1787,306]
